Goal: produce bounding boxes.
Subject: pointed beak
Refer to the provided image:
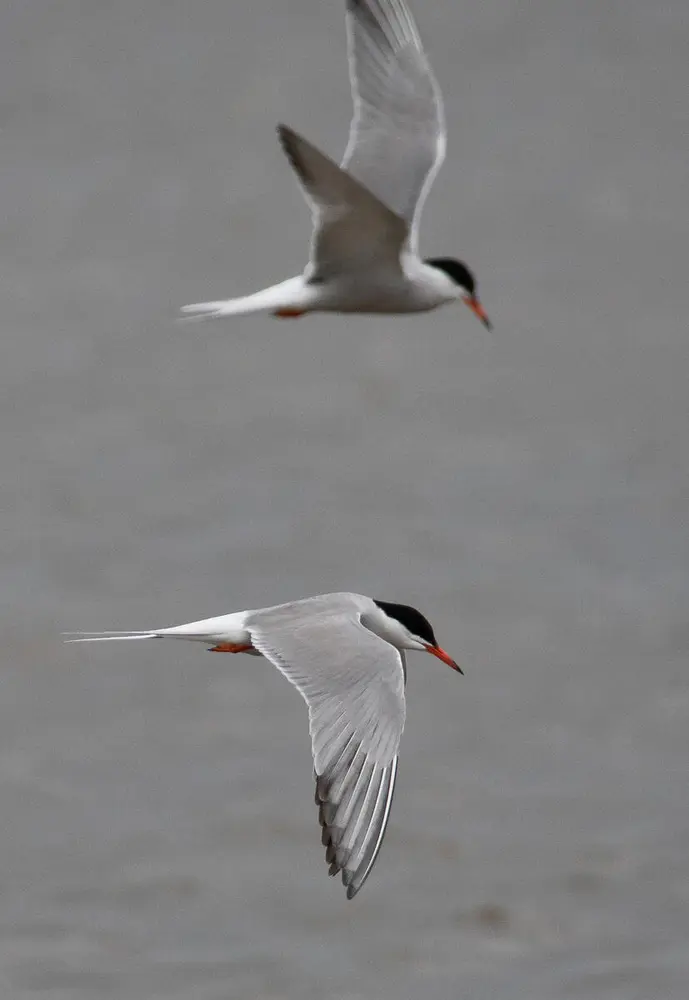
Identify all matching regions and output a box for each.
[424,644,463,674]
[463,294,492,331]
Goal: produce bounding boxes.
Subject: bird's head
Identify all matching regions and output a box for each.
[371,600,462,673]
[425,257,491,330]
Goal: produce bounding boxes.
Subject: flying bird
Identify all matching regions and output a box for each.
[66,592,461,898]
[181,0,491,329]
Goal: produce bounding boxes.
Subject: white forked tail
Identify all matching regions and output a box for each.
[179,276,314,322]
[64,631,159,643]
[64,611,252,646]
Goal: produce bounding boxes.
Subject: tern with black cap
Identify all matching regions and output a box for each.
[66,591,461,898]
[181,0,491,330]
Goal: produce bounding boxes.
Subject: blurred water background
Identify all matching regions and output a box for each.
[1,1,688,997]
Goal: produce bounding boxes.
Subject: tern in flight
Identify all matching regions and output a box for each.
[181,0,491,329]
[66,591,461,898]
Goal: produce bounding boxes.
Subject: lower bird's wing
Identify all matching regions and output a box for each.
[277,125,407,281]
[248,594,406,898]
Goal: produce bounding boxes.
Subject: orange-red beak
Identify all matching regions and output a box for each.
[463,294,492,331]
[425,644,463,674]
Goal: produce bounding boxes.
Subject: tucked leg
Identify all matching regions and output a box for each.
[273,307,306,318]
[208,643,253,653]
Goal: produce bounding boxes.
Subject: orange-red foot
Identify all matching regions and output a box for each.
[208,643,253,653]
[273,308,306,318]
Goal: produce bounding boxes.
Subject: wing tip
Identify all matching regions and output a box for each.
[315,757,398,900]
[276,123,298,149]
[275,123,300,167]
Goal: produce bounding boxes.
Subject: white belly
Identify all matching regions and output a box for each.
[316,274,446,315]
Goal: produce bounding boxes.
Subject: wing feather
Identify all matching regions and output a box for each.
[248,595,406,898]
[277,124,406,279]
[344,0,446,250]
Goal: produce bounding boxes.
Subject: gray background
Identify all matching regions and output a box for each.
[1,1,688,997]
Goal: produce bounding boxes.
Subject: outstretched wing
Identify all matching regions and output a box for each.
[248,597,406,899]
[277,124,407,279]
[343,0,446,250]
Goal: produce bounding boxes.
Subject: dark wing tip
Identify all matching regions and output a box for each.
[314,758,398,900]
[347,0,387,35]
[276,123,297,156]
[275,124,316,189]
[347,0,417,52]
[316,781,358,894]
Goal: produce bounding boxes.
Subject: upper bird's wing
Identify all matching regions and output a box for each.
[343,0,446,252]
[248,596,406,899]
[277,124,407,280]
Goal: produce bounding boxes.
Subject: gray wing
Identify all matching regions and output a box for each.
[248,601,406,899]
[277,124,407,279]
[344,0,446,249]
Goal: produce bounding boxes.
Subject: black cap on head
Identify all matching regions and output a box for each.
[425,257,476,295]
[374,601,438,646]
